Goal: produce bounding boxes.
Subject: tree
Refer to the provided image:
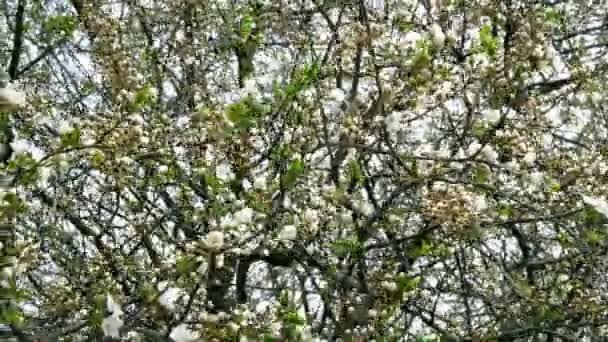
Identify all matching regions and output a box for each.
[1,0,608,340]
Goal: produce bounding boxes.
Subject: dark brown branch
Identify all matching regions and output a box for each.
[8,0,26,80]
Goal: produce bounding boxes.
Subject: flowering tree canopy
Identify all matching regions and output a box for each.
[1,0,608,340]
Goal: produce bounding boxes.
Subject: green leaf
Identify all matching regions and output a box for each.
[479,24,497,57]
[60,128,81,147]
[175,256,199,276]
[584,206,605,224]
[543,8,562,27]
[280,159,304,188]
[281,311,305,325]
[472,123,487,138]
[43,14,78,38]
[397,274,422,292]
[263,335,280,342]
[472,165,490,184]
[331,239,362,258]
[498,203,514,218]
[407,240,433,259]
[417,335,440,342]
[2,307,24,326]
[584,229,604,245]
[131,85,154,110]
[90,151,105,168]
[225,97,265,130]
[348,160,364,184]
[239,15,255,40]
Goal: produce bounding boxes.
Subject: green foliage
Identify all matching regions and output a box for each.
[348,159,364,185]
[497,203,514,218]
[283,62,320,99]
[42,15,78,40]
[406,240,434,259]
[397,274,422,292]
[60,128,81,147]
[472,165,490,185]
[175,255,199,277]
[280,159,304,189]
[479,24,497,57]
[412,40,432,70]
[332,238,363,258]
[239,15,255,40]
[130,85,155,111]
[225,96,266,130]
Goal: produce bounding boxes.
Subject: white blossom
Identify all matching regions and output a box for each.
[159,287,182,312]
[583,195,608,218]
[278,225,297,240]
[523,151,536,164]
[0,85,26,111]
[385,112,404,133]
[57,120,74,135]
[529,171,545,186]
[472,195,488,212]
[170,324,199,342]
[359,202,374,216]
[484,109,501,124]
[481,145,499,163]
[102,294,123,338]
[9,139,44,161]
[205,231,225,250]
[430,23,445,48]
[216,163,235,181]
[302,208,318,224]
[234,207,254,225]
[329,88,345,103]
[467,141,482,156]
[381,280,398,292]
[368,309,378,318]
[9,139,33,157]
[253,176,266,189]
[184,56,196,65]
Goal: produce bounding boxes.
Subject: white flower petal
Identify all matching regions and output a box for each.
[205,231,224,250]
[278,225,297,241]
[0,86,26,111]
[583,195,608,218]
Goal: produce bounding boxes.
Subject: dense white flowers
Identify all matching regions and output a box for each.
[234,207,254,225]
[302,208,318,224]
[102,294,123,338]
[481,145,499,163]
[158,286,182,312]
[523,151,536,164]
[205,231,224,250]
[430,23,445,48]
[484,109,501,123]
[216,163,235,181]
[385,111,404,134]
[170,323,199,342]
[529,171,545,186]
[0,85,26,111]
[253,176,266,189]
[583,196,608,218]
[9,139,33,157]
[9,139,44,161]
[381,280,398,292]
[329,88,345,103]
[278,225,297,240]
